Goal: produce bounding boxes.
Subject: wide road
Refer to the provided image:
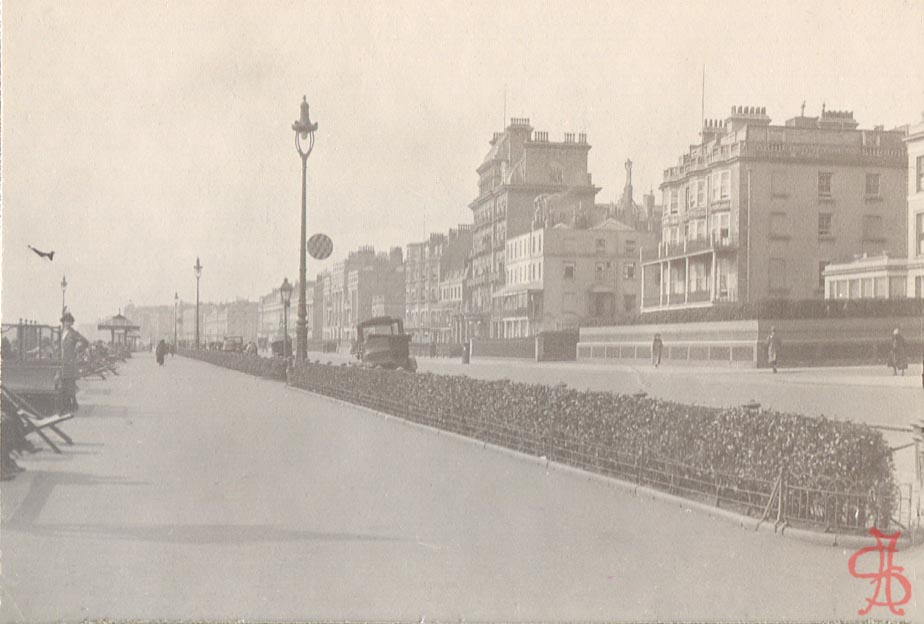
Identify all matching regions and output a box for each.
[315,350,924,429]
[2,354,920,621]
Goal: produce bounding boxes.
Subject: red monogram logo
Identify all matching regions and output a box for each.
[848,528,912,616]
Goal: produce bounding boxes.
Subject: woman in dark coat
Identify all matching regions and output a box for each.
[889,328,907,376]
[155,339,167,366]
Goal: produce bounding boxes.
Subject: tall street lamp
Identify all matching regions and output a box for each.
[194,257,203,349]
[174,292,179,348]
[292,95,318,362]
[60,275,68,315]
[280,277,293,357]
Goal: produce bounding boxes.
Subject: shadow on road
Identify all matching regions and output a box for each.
[4,470,151,526]
[4,521,410,546]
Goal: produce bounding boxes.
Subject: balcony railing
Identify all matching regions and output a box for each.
[641,235,736,263]
[713,235,739,250]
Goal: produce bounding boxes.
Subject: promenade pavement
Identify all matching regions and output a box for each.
[1,353,920,621]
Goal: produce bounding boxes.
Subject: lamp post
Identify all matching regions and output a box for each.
[280,277,293,357]
[174,292,179,349]
[194,257,203,349]
[292,96,318,362]
[60,275,68,315]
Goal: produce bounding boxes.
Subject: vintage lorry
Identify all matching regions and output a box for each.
[352,316,417,372]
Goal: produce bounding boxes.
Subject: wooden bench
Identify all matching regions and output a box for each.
[1,364,75,453]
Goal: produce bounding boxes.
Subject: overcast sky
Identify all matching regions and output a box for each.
[2,0,923,325]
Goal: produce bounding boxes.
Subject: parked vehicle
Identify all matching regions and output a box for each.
[271,335,293,357]
[353,316,417,372]
[222,336,244,352]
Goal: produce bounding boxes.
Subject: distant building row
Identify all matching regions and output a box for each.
[127,104,922,346]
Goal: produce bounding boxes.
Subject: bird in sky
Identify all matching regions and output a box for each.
[27,245,54,261]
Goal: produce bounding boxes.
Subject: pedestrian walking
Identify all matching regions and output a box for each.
[888,328,907,376]
[766,327,782,373]
[155,339,167,366]
[652,333,663,367]
[60,311,89,410]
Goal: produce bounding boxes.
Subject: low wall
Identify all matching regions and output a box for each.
[536,331,579,361]
[759,317,923,367]
[410,343,464,358]
[471,338,535,359]
[578,316,922,368]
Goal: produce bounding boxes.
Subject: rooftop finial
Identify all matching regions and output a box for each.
[801,101,806,116]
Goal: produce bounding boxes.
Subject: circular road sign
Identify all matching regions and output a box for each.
[307,233,333,260]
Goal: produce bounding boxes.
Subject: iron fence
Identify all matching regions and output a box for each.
[295,375,895,534]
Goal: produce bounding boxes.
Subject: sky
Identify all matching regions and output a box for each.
[2,0,923,325]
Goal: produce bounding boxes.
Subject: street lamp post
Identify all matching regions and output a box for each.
[280,277,293,358]
[292,96,318,362]
[194,257,203,349]
[60,275,68,315]
[174,292,179,349]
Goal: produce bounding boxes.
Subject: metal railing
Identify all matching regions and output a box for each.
[291,373,895,534]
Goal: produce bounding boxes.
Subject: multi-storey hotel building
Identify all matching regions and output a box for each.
[640,105,907,311]
[823,117,924,299]
[464,118,599,338]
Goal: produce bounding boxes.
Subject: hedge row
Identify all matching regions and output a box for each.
[179,349,288,380]
[287,362,895,524]
[587,297,924,326]
[179,348,897,528]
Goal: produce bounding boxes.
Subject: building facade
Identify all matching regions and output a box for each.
[123,303,176,345]
[823,117,924,299]
[179,303,216,346]
[640,105,907,312]
[201,299,259,344]
[257,280,317,346]
[405,234,446,343]
[498,217,653,336]
[405,224,472,343]
[319,246,405,343]
[465,118,600,338]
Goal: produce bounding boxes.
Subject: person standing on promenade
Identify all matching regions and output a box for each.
[888,328,907,376]
[60,311,89,410]
[155,339,167,366]
[652,333,663,367]
[766,327,782,373]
